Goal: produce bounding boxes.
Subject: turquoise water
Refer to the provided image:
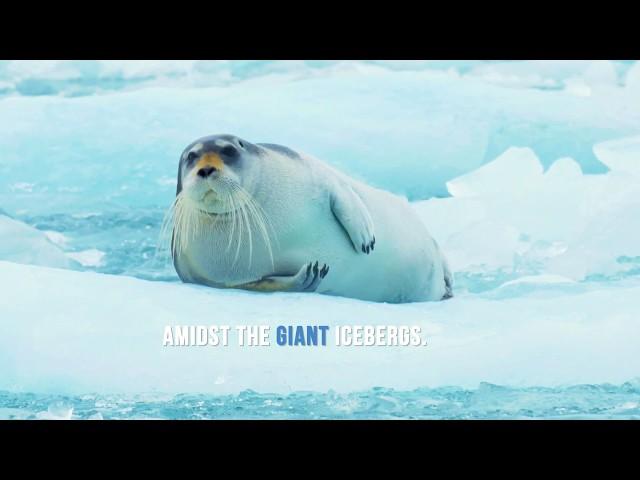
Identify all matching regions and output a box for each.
[2,382,640,419]
[17,209,179,281]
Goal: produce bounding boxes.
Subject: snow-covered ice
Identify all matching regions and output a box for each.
[1,261,639,395]
[414,143,640,285]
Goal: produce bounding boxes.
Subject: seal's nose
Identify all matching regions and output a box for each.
[197,166,217,178]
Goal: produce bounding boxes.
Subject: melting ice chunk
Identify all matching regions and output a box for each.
[594,135,640,175]
[446,147,544,198]
[35,401,74,420]
[415,137,640,281]
[0,215,78,270]
[66,249,106,268]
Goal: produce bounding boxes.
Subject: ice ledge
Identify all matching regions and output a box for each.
[1,260,638,395]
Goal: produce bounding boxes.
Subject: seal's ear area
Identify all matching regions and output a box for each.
[221,144,239,157]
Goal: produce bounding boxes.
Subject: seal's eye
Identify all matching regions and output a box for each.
[187,151,198,163]
[222,145,238,157]
[238,140,245,148]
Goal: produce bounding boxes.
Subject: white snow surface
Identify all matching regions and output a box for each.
[1,261,639,395]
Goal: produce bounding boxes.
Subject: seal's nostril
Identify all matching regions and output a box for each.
[197,166,217,178]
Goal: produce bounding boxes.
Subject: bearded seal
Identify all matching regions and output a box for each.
[164,134,453,303]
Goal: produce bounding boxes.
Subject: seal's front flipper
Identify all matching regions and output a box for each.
[330,184,375,254]
[235,261,329,293]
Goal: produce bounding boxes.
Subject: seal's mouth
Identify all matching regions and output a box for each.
[166,179,276,268]
[195,188,235,215]
[202,189,218,202]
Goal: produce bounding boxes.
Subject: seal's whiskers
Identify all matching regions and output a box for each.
[158,181,276,272]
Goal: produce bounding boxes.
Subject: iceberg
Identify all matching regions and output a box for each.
[414,140,640,285]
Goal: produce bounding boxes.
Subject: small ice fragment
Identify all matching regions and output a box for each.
[66,249,105,267]
[446,147,544,198]
[593,135,640,175]
[43,231,69,248]
[35,401,73,420]
[498,274,575,288]
[9,182,35,193]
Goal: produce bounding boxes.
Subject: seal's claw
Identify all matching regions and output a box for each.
[241,260,329,294]
[360,237,375,255]
[300,260,327,292]
[330,183,375,255]
[319,264,329,278]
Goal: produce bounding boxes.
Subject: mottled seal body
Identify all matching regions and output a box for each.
[169,134,453,303]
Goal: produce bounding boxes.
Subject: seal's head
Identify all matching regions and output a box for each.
[164,133,274,265]
[177,134,259,214]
